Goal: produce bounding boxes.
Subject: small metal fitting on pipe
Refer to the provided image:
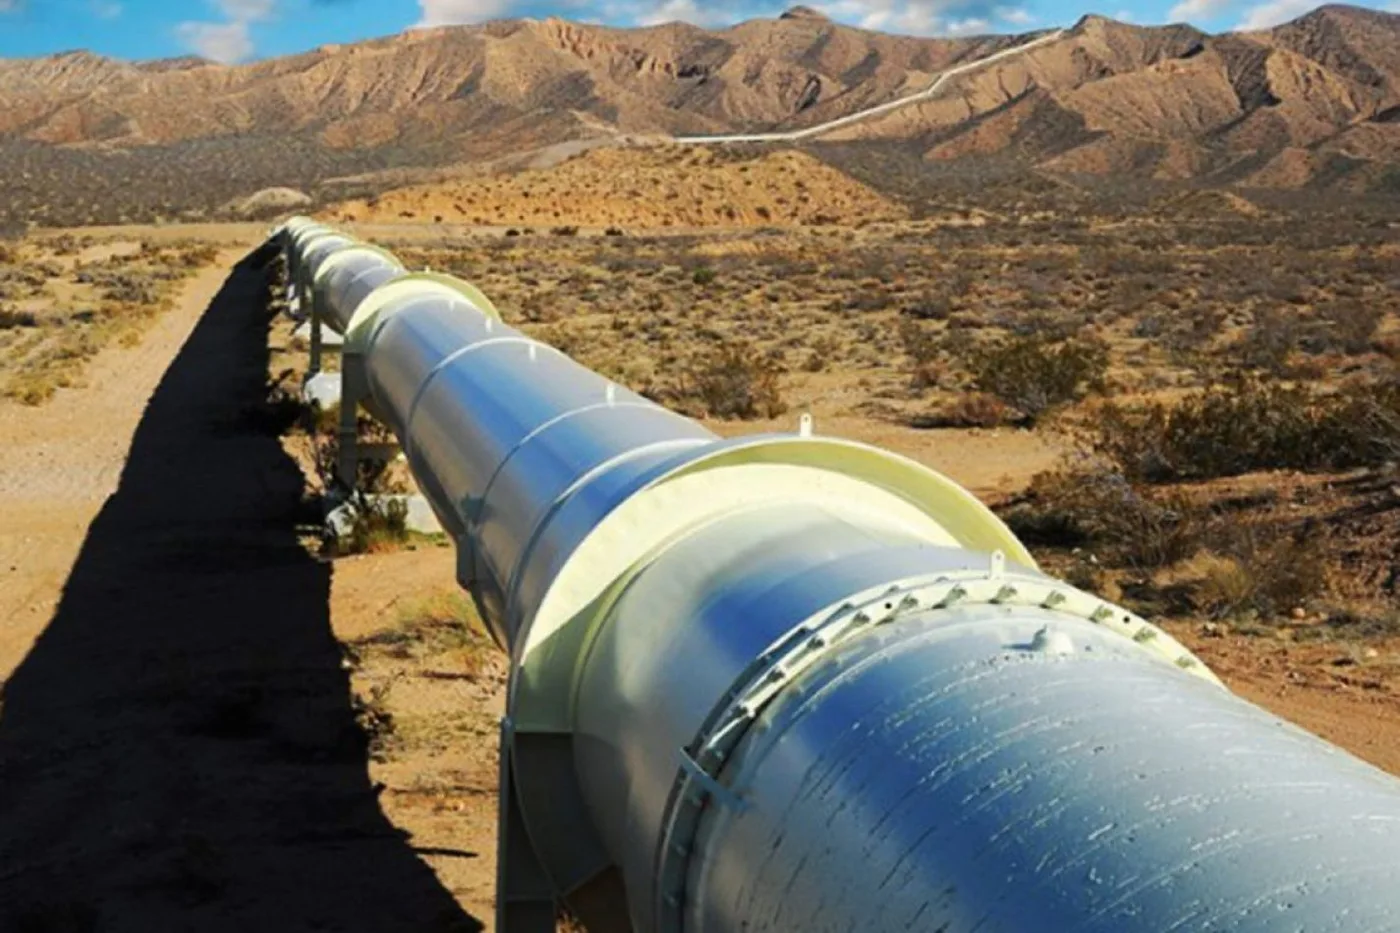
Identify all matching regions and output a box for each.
[281,226,1400,933]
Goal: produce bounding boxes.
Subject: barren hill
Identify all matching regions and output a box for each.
[1,4,1397,225]
[328,147,908,228]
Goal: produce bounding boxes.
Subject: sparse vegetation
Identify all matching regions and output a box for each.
[965,334,1109,425]
[337,494,411,556]
[1004,468,1205,571]
[670,342,787,420]
[353,196,1400,647]
[0,236,220,405]
[1093,379,1400,482]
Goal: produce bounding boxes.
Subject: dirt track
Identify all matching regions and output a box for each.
[0,247,482,931]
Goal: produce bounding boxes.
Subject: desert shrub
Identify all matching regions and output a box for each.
[550,225,580,237]
[1002,468,1204,570]
[898,319,938,366]
[98,273,159,306]
[1094,379,1400,482]
[843,290,896,313]
[338,494,410,556]
[900,293,952,321]
[962,335,1109,425]
[6,371,66,405]
[909,392,1012,429]
[1235,307,1303,375]
[1189,528,1329,620]
[174,244,220,268]
[0,306,38,329]
[1314,301,1383,355]
[691,266,717,287]
[674,342,786,420]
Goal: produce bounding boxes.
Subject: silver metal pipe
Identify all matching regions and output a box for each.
[276,221,1400,933]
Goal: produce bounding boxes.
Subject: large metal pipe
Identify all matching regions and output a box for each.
[277,218,1400,933]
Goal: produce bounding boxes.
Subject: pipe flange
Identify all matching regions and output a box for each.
[651,553,1219,931]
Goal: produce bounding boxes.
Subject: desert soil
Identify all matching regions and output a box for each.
[1,238,1399,931]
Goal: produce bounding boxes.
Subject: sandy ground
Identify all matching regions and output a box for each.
[0,253,242,673]
[2,244,1400,930]
[0,245,487,931]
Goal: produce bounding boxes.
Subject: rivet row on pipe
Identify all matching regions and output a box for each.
[275,217,1400,933]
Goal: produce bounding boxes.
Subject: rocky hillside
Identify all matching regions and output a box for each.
[0,4,1396,225]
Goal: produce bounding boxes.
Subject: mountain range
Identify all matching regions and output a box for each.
[0,4,1396,226]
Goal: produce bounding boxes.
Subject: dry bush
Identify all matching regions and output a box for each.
[1235,307,1307,376]
[1314,301,1383,356]
[910,392,1013,429]
[668,342,786,420]
[962,335,1109,425]
[1002,468,1204,570]
[1188,529,1329,621]
[900,292,952,321]
[0,306,38,329]
[899,318,938,367]
[1094,379,1400,482]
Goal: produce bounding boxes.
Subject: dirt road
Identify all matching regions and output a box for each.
[0,247,481,931]
[0,253,238,673]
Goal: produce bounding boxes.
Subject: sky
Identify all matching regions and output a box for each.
[0,0,1395,64]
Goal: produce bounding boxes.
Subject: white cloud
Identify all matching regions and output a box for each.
[816,0,1005,36]
[945,15,989,32]
[91,0,123,19]
[217,0,276,20]
[176,20,255,62]
[994,5,1034,24]
[1236,0,1312,28]
[0,0,21,12]
[1167,0,1230,22]
[1114,8,1135,20]
[177,0,277,63]
[636,0,734,26]
[415,0,512,26]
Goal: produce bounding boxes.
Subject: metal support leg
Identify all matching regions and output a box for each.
[337,352,365,492]
[496,717,558,933]
[309,305,324,375]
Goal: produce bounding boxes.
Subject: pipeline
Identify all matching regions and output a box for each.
[276,218,1400,933]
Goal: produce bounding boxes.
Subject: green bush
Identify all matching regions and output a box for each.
[340,495,410,556]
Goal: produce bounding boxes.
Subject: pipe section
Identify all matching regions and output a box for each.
[276,218,1400,933]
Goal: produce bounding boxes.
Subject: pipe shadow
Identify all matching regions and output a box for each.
[0,246,482,933]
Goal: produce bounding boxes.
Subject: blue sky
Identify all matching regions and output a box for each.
[0,0,1394,63]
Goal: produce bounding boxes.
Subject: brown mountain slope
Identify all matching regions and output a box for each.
[0,4,1397,226]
